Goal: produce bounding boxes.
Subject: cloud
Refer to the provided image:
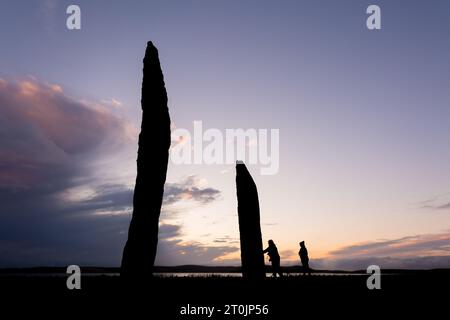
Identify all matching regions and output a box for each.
[101,98,124,108]
[309,232,450,270]
[151,221,239,266]
[213,236,239,244]
[163,175,221,206]
[0,78,133,189]
[49,176,222,265]
[328,232,450,258]
[419,194,450,210]
[5,77,446,270]
[311,256,450,271]
[61,184,134,216]
[159,224,182,240]
[279,249,298,261]
[58,175,221,218]
[156,223,238,266]
[0,77,139,266]
[156,239,239,266]
[0,79,226,267]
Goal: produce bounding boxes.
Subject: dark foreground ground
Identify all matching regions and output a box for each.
[1,270,449,318]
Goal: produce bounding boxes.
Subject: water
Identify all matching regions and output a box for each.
[0,272,370,277]
[153,272,367,277]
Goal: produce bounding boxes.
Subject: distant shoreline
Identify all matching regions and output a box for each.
[1,265,449,275]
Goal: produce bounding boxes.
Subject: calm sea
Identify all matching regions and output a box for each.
[0,272,369,277]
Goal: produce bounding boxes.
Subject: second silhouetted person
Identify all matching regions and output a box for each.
[299,241,311,275]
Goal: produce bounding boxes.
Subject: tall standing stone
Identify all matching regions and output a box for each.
[121,41,171,277]
[236,161,266,279]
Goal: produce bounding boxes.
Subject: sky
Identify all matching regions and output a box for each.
[0,0,449,270]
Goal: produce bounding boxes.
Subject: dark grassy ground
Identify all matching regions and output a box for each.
[1,270,448,318]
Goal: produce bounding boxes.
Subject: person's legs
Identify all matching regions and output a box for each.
[306,261,311,275]
[278,267,283,277]
[274,260,282,277]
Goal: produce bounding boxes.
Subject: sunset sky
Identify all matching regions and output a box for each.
[0,0,449,270]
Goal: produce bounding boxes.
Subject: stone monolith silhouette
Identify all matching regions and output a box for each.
[236,161,266,279]
[121,41,171,277]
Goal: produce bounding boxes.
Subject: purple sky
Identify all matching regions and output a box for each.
[0,0,449,269]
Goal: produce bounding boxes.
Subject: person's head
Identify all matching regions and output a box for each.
[300,241,305,247]
[268,239,275,247]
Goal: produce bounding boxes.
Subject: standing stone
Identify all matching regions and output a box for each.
[121,41,171,277]
[236,161,266,279]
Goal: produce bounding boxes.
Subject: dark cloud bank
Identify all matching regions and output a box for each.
[312,233,450,270]
[0,78,229,267]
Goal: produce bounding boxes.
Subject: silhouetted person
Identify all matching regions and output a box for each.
[299,241,311,275]
[263,240,283,277]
